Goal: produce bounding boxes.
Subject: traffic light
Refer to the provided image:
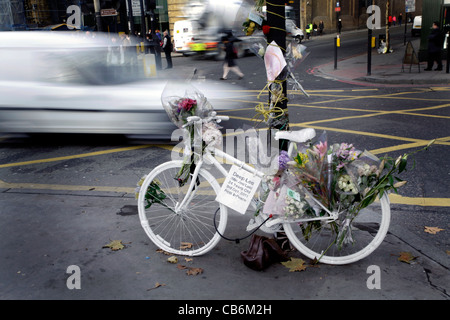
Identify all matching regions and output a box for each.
[146,0,156,10]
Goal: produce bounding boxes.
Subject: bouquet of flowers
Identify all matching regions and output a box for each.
[161,84,213,129]
[161,84,222,186]
[263,130,434,246]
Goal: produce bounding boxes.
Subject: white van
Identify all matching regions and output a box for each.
[174,20,197,54]
[411,16,422,37]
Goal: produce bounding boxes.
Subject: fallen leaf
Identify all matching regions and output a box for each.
[177,264,187,270]
[186,267,203,276]
[180,242,193,250]
[398,252,417,264]
[424,226,444,234]
[102,240,125,251]
[281,258,307,272]
[156,249,171,255]
[185,258,193,262]
[167,256,178,263]
[147,282,166,291]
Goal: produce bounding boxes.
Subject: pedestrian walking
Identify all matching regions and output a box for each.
[162,30,173,69]
[398,13,403,26]
[424,21,445,71]
[220,35,244,80]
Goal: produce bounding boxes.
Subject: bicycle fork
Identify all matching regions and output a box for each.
[174,159,204,213]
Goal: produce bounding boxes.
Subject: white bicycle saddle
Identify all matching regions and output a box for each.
[274,128,316,143]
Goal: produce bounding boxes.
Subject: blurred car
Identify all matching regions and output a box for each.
[0,31,243,137]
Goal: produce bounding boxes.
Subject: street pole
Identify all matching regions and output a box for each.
[385,0,390,52]
[149,8,161,70]
[126,0,135,36]
[139,0,146,42]
[368,28,372,75]
[266,0,288,150]
[367,0,372,76]
[334,36,338,69]
[93,0,102,32]
[404,12,407,45]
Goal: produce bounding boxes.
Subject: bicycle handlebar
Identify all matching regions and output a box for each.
[182,113,229,128]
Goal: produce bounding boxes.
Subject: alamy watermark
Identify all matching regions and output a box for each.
[366,5,382,30]
[366,265,381,289]
[66,265,81,290]
[170,126,282,175]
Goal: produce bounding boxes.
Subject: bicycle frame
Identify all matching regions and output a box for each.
[175,127,337,228]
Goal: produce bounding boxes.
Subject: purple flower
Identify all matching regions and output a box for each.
[278,150,290,170]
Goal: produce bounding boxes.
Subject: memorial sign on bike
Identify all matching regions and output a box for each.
[216,165,261,214]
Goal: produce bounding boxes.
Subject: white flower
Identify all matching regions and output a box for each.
[338,175,358,194]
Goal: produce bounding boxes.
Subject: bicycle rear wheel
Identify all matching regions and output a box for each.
[283,194,390,265]
[138,160,227,256]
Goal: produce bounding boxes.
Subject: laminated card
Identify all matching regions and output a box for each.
[216,165,261,214]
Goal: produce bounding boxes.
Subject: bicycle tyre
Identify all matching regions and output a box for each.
[283,194,391,265]
[138,160,227,256]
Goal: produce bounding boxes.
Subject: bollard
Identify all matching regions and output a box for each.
[447,33,449,74]
[367,29,372,76]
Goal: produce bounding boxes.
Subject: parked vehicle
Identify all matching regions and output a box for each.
[286,19,304,43]
[173,20,198,54]
[411,15,422,37]
[0,32,243,136]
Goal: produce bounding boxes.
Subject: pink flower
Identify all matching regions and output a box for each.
[178,98,197,112]
[312,141,328,159]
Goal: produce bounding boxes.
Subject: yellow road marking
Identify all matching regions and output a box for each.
[0,179,134,193]
[1,179,448,207]
[389,194,450,207]
[0,144,155,168]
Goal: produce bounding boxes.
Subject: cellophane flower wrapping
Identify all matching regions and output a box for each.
[285,41,309,71]
[161,84,218,186]
[161,84,214,129]
[263,131,386,226]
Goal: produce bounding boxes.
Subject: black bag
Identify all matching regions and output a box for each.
[240,234,288,271]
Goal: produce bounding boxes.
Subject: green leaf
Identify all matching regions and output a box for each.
[388,175,394,186]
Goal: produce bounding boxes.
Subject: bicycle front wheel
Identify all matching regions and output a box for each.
[283,194,391,265]
[138,160,227,256]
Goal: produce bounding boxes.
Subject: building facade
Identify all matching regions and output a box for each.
[0,0,425,34]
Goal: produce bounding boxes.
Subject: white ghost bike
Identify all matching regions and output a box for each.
[137,113,390,265]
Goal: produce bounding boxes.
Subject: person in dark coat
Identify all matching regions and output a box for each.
[425,21,444,71]
[162,30,173,69]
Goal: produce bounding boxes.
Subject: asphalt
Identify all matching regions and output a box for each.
[315,36,450,86]
[0,32,449,304]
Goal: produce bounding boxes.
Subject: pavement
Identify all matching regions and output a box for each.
[315,36,450,86]
[0,176,449,302]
